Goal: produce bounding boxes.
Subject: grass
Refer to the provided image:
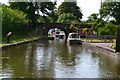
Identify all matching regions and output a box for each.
[1,34,41,46]
[48,35,53,37]
[110,43,116,49]
[81,38,114,43]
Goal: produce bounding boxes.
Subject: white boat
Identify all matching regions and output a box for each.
[67,33,82,44]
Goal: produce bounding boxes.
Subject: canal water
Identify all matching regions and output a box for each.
[1,40,120,78]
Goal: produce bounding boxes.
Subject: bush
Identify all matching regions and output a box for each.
[2,5,28,36]
[98,23,116,35]
[92,19,106,33]
[110,43,116,49]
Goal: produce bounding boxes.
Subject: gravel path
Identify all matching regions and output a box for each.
[89,43,115,52]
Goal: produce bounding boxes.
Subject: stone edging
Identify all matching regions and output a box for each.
[0,37,50,49]
[83,42,120,60]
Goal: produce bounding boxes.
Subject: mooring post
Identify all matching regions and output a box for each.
[105,35,107,42]
[6,32,12,43]
[65,34,68,43]
[116,25,120,52]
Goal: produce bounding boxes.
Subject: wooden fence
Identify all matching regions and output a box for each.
[85,34,116,43]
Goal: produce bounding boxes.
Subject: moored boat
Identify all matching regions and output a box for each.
[67,33,82,44]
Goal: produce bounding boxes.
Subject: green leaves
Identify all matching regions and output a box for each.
[2,5,28,36]
[100,2,120,24]
[92,19,106,33]
[9,2,56,25]
[57,2,83,23]
[57,2,82,21]
[98,23,116,35]
[87,13,99,23]
[57,13,77,23]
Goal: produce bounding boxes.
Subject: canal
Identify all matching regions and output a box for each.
[1,40,120,78]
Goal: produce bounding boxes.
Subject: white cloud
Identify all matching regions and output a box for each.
[77,0,101,20]
[0,0,8,4]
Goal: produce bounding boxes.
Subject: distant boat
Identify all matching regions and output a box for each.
[55,31,65,39]
[67,33,82,44]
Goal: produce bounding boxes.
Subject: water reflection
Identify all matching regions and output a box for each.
[1,40,120,78]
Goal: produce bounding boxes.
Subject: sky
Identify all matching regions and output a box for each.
[0,0,101,20]
[57,0,101,20]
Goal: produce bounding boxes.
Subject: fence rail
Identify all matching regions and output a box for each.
[85,35,116,43]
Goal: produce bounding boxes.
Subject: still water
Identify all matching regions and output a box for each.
[1,40,120,78]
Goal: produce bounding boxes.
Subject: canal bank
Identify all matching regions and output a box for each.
[0,37,54,49]
[83,42,120,61]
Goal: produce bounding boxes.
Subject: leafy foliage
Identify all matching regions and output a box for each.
[48,10,58,22]
[57,2,82,21]
[37,16,53,23]
[92,19,106,33]
[9,1,56,25]
[69,24,79,31]
[57,13,78,23]
[87,13,99,23]
[2,5,28,36]
[100,2,120,24]
[110,43,116,49]
[98,23,116,35]
[91,17,117,35]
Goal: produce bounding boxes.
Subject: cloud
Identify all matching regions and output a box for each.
[77,0,100,20]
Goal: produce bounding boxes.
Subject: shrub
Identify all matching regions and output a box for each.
[92,19,106,34]
[110,43,116,49]
[2,5,28,36]
[98,23,116,35]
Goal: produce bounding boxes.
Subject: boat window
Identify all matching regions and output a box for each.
[70,35,72,38]
[71,34,79,38]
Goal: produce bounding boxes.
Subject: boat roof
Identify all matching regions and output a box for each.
[69,33,79,35]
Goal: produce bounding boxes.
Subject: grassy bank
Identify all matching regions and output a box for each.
[1,35,41,46]
[81,38,116,50]
[81,38,114,43]
[110,43,116,49]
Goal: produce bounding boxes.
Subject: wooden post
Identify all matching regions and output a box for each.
[116,26,120,52]
[6,32,12,43]
[105,35,107,42]
[91,35,92,42]
[86,34,88,42]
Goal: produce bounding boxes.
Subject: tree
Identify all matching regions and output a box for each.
[98,23,116,35]
[48,10,58,22]
[92,19,106,34]
[2,5,28,36]
[57,2,83,21]
[86,13,99,23]
[9,1,56,26]
[100,2,120,24]
[57,13,78,23]
[37,16,53,23]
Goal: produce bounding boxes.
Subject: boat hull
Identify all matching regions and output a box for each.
[56,35,64,39]
[48,37,54,40]
[69,40,82,44]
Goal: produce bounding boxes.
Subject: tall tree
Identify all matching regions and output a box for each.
[87,13,99,23]
[57,13,78,23]
[2,5,28,35]
[100,2,120,24]
[9,1,56,26]
[57,2,83,21]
